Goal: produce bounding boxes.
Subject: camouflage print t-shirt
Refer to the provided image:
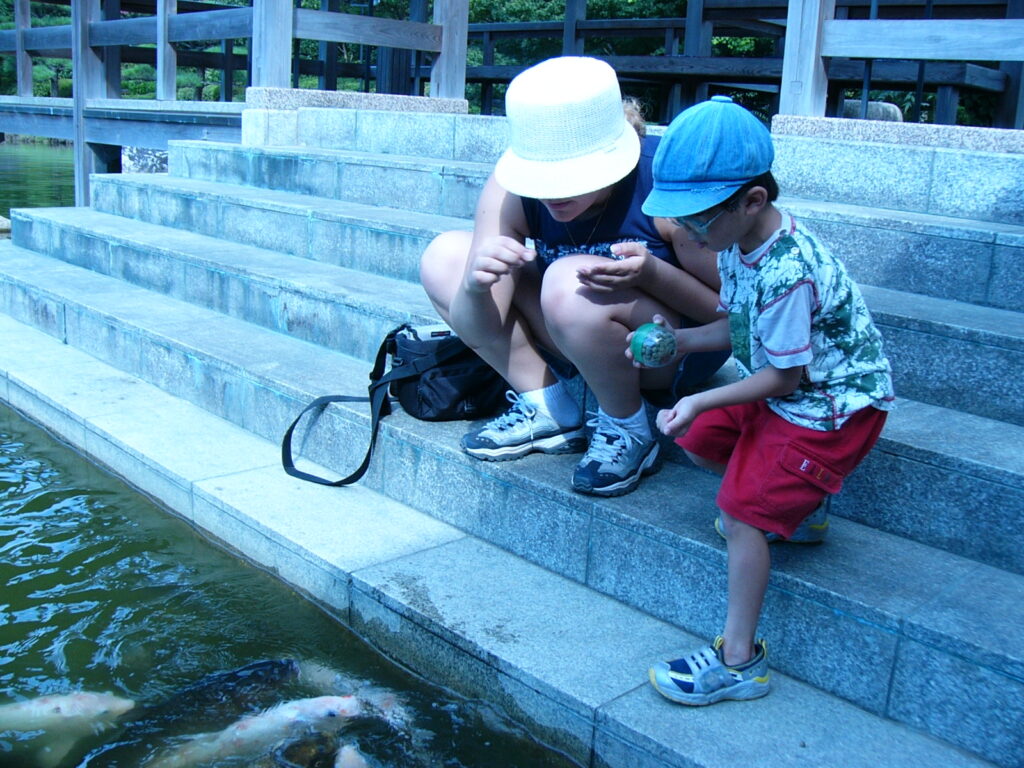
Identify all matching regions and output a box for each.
[717,211,895,431]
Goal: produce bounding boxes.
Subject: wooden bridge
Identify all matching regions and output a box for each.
[1,0,1022,205]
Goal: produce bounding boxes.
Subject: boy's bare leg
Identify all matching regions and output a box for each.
[719,510,770,666]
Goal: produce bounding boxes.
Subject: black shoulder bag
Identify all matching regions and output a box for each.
[281,324,507,486]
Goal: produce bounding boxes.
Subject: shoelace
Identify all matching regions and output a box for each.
[486,390,537,432]
[584,412,644,463]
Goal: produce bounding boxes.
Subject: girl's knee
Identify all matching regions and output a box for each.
[420,230,470,303]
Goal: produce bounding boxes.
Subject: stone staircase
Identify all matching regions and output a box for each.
[0,104,1021,768]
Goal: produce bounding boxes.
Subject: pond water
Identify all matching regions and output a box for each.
[0,403,576,768]
[0,140,76,221]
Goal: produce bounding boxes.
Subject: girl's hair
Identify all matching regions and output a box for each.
[623,97,647,138]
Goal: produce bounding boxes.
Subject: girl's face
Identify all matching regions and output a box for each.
[538,186,612,223]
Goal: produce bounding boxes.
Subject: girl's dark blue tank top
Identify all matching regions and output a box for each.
[520,135,675,272]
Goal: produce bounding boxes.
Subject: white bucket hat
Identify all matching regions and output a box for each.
[493,56,641,200]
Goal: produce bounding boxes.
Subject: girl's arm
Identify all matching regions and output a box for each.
[449,175,535,347]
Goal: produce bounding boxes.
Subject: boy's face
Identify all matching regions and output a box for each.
[673,201,738,251]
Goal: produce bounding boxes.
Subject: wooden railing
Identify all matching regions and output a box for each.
[781,0,1024,126]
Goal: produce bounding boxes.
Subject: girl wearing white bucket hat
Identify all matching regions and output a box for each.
[419,56,727,497]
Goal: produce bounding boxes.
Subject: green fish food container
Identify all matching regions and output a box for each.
[630,323,677,367]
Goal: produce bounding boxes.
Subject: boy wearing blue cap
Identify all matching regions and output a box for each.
[638,96,895,705]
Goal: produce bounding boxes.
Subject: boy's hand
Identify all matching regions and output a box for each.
[625,314,680,368]
[465,236,536,292]
[575,241,654,292]
[656,396,701,437]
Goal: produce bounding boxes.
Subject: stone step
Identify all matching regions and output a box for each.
[9,206,439,361]
[7,212,1024,573]
[87,173,470,285]
[771,119,1024,227]
[0,313,995,768]
[17,195,1024,425]
[0,241,1021,767]
[782,197,1024,313]
[168,142,1024,312]
[246,106,510,162]
[168,140,490,221]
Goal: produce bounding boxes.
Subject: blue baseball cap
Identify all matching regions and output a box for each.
[642,95,774,218]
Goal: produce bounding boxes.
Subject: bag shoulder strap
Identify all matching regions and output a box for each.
[281,325,470,487]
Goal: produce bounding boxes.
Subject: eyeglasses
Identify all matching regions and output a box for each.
[673,204,732,238]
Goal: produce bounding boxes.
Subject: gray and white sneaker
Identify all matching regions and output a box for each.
[572,413,659,497]
[461,390,586,461]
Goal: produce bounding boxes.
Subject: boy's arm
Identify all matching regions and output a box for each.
[657,365,803,437]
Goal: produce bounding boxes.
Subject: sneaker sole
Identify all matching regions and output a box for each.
[648,666,770,706]
[462,429,588,462]
[571,442,660,497]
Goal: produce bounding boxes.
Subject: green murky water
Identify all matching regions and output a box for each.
[0,403,576,768]
[0,141,76,222]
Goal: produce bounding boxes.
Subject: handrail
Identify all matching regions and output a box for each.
[822,18,1024,59]
[781,0,1023,123]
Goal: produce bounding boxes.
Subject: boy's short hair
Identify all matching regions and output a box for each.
[723,172,780,209]
[642,96,774,218]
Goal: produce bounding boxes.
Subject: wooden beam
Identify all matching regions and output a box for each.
[431,0,468,99]
[167,8,253,43]
[822,19,1024,61]
[21,26,73,54]
[293,9,442,51]
[779,0,836,117]
[251,0,294,88]
[15,0,33,97]
[102,0,122,98]
[156,0,177,100]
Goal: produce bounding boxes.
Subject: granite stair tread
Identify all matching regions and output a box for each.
[10,206,438,358]
[89,172,472,234]
[0,310,994,767]
[1,239,1021,716]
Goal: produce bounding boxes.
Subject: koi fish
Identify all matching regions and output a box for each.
[335,743,368,768]
[0,691,136,768]
[145,695,361,768]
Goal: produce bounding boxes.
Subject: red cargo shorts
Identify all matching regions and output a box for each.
[677,400,887,538]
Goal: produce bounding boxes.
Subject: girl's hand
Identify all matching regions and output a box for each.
[656,396,701,437]
[464,236,536,292]
[575,241,654,292]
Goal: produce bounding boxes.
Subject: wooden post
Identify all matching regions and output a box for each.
[682,0,711,111]
[14,0,33,97]
[156,0,178,100]
[221,39,235,101]
[72,0,106,206]
[997,0,1024,129]
[431,0,468,100]
[779,0,836,117]
[319,0,340,91]
[563,0,586,56]
[252,0,295,88]
[103,0,122,98]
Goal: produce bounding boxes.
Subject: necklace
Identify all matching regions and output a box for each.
[565,196,609,252]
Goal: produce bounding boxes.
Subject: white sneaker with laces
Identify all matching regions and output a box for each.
[461,390,586,461]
